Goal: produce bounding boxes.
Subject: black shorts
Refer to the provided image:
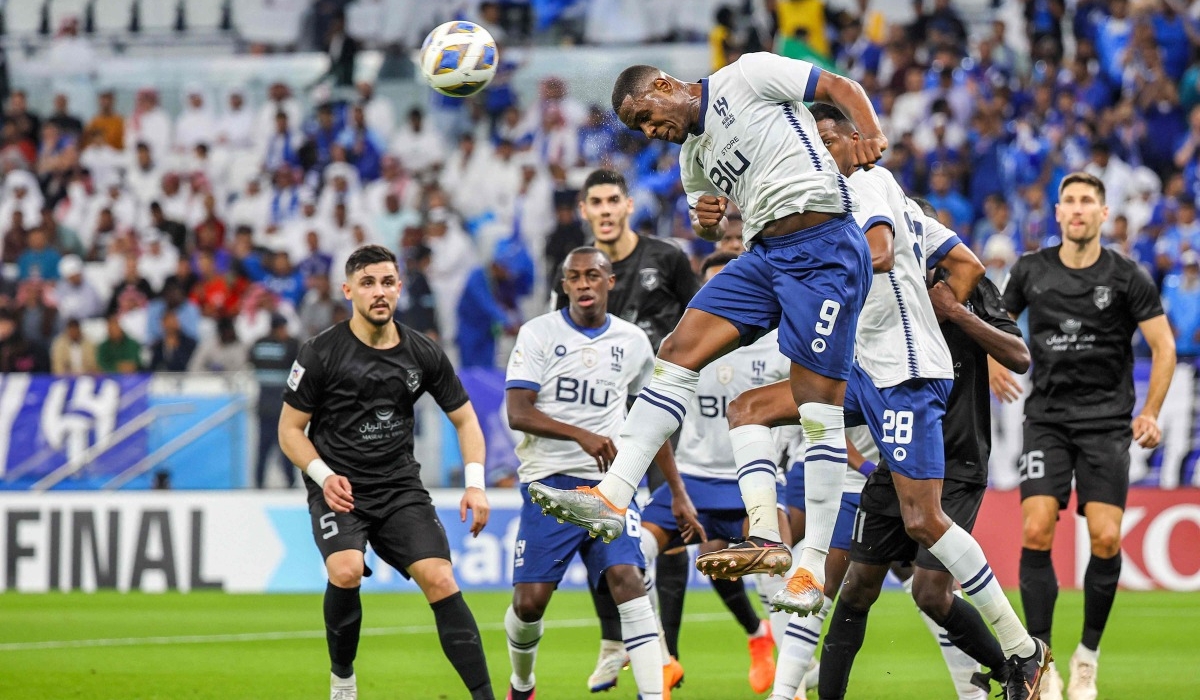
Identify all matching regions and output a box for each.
[1018,419,1132,515]
[309,500,452,579]
[849,472,987,573]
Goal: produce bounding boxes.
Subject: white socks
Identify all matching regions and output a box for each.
[796,402,847,580]
[731,424,785,541]
[504,605,542,691]
[771,595,831,698]
[638,532,673,664]
[619,597,663,699]
[599,360,699,508]
[927,524,1036,659]
[902,578,984,700]
[752,572,791,645]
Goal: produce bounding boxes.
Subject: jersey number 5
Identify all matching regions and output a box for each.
[320,512,339,540]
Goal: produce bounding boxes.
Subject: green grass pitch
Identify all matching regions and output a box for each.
[1,589,1194,699]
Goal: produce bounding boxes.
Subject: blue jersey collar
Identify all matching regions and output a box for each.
[560,307,611,339]
[693,78,710,135]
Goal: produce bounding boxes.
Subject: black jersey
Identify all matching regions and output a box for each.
[552,235,699,352]
[941,277,1022,484]
[283,320,470,517]
[1002,246,1163,423]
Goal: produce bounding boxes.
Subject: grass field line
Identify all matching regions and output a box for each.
[0,612,735,652]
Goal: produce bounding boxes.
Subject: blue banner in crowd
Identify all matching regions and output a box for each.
[0,374,151,489]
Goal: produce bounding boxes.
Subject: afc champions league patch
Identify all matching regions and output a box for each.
[639,268,660,291]
[1093,285,1112,310]
[716,364,735,385]
[287,361,305,390]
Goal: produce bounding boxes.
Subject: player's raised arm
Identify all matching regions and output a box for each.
[446,401,490,536]
[279,402,354,512]
[928,280,1030,373]
[810,70,885,169]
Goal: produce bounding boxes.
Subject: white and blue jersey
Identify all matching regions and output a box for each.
[680,52,873,380]
[641,332,791,545]
[505,308,655,484]
[838,166,964,480]
[505,309,655,585]
[680,52,857,242]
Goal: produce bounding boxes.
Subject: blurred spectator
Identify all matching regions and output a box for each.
[297,230,333,280]
[709,5,742,72]
[191,250,239,317]
[16,279,58,348]
[146,279,202,344]
[1085,141,1133,216]
[49,318,99,375]
[262,111,301,173]
[17,227,62,281]
[398,244,438,340]
[96,312,142,374]
[54,255,104,324]
[0,308,48,372]
[2,210,27,263]
[2,169,45,228]
[317,14,359,87]
[298,272,338,340]
[1164,251,1200,358]
[925,164,973,235]
[973,194,1016,252]
[217,88,256,151]
[47,94,83,137]
[148,309,197,372]
[373,191,420,252]
[356,81,394,140]
[107,255,155,315]
[139,233,181,292]
[455,239,527,369]
[337,104,384,182]
[391,108,445,175]
[86,90,124,151]
[304,103,340,175]
[188,316,248,372]
[46,16,97,72]
[235,285,300,344]
[79,129,123,191]
[5,90,40,150]
[175,86,218,153]
[249,314,299,488]
[424,207,477,342]
[981,233,1017,286]
[125,88,172,162]
[255,83,303,150]
[262,251,305,307]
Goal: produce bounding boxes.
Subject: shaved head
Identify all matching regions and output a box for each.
[611,64,662,114]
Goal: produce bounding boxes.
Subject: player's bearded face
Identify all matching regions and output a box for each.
[1056,183,1108,244]
[344,262,401,326]
[580,184,632,243]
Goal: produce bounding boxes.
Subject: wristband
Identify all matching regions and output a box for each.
[464,462,486,490]
[306,458,335,488]
[858,460,877,477]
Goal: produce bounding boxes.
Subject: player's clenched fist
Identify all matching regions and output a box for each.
[694,195,728,229]
[853,133,888,170]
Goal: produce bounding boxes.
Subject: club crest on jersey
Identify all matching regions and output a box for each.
[1060,318,1082,334]
[712,96,736,127]
[405,369,422,392]
[611,346,624,371]
[716,364,735,385]
[581,347,598,368]
[639,268,660,291]
[1094,286,1112,310]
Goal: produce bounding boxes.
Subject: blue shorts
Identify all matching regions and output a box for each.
[844,368,951,481]
[514,475,645,589]
[641,474,786,548]
[688,214,871,380]
[783,461,860,551]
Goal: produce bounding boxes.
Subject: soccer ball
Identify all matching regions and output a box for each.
[418,21,498,98]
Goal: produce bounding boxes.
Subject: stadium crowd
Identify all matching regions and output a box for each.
[3,0,1200,380]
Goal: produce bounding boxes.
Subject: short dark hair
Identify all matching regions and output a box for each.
[701,251,739,275]
[345,244,397,279]
[611,64,661,114]
[1058,171,1106,203]
[910,197,937,218]
[809,102,852,127]
[582,169,628,198]
[563,246,613,275]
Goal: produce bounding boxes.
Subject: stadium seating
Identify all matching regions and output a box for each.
[4,0,47,35]
[230,0,305,47]
[136,0,179,32]
[48,0,90,32]
[183,0,226,32]
[92,0,133,33]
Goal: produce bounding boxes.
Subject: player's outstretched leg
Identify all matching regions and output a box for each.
[410,559,494,700]
[528,310,741,541]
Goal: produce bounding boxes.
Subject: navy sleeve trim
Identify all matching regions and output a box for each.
[863,215,894,234]
[927,235,964,269]
[505,380,541,392]
[803,67,823,102]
